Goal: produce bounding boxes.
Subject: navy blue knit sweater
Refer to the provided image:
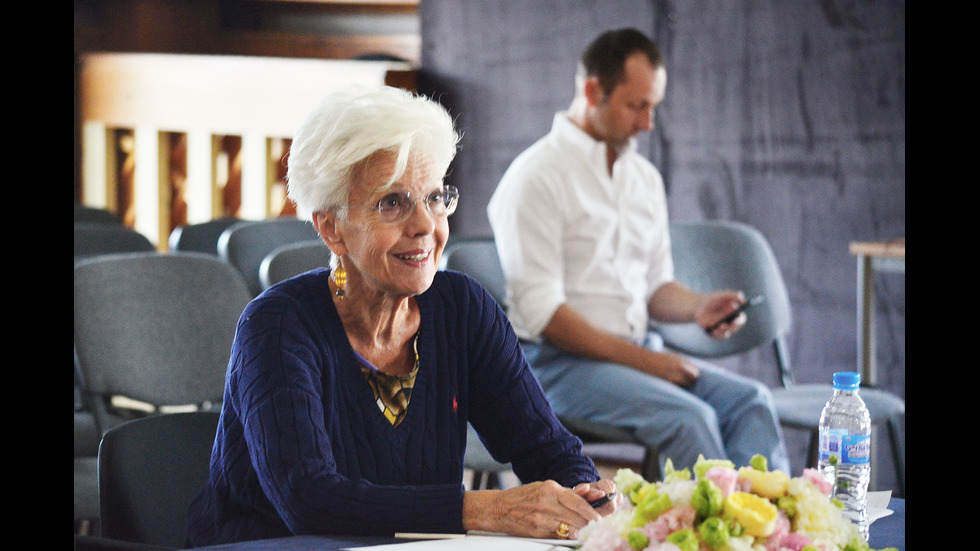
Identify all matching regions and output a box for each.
[186,269,598,545]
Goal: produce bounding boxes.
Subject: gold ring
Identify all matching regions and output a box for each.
[555,521,571,539]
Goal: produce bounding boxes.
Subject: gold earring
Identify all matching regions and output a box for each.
[332,266,347,299]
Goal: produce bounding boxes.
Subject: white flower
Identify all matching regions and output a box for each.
[787,477,862,548]
[657,479,696,508]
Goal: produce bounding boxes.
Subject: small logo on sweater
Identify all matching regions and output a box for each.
[453,395,458,413]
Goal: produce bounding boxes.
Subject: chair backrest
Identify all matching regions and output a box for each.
[74,223,155,260]
[168,216,241,256]
[259,239,332,291]
[654,221,793,364]
[74,204,121,225]
[218,218,321,297]
[74,252,250,433]
[98,411,220,547]
[439,237,507,308]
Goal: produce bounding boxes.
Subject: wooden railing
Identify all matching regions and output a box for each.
[78,53,416,247]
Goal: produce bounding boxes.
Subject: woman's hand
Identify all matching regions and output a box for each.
[463,479,617,540]
[571,479,618,515]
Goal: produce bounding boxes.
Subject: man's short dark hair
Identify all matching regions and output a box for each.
[579,28,664,95]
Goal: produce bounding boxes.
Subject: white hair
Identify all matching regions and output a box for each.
[286,86,460,218]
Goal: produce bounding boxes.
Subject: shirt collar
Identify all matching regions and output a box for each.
[551,112,638,170]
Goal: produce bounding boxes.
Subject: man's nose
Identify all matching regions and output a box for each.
[637,111,654,132]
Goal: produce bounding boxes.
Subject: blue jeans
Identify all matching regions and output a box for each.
[523,338,790,474]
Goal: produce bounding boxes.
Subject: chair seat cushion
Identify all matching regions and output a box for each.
[772,384,904,429]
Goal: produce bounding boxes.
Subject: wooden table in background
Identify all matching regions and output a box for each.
[850,238,905,387]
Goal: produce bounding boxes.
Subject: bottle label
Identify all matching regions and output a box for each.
[819,429,871,465]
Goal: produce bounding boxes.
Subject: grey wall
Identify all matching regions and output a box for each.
[419,1,904,480]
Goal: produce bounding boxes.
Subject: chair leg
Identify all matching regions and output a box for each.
[641,448,661,482]
[888,415,905,498]
[806,429,820,470]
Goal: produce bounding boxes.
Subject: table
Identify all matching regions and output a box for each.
[868,497,905,550]
[182,498,906,550]
[850,239,905,387]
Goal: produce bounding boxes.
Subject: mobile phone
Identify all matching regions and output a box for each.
[705,295,765,333]
[590,493,615,508]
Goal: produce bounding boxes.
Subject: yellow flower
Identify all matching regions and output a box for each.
[737,466,789,499]
[723,492,778,537]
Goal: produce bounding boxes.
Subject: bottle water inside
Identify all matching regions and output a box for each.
[817,371,871,540]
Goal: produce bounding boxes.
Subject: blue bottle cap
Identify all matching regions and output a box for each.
[833,371,861,390]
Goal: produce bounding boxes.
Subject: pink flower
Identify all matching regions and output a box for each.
[802,468,833,497]
[764,514,789,551]
[642,505,697,543]
[579,522,632,551]
[704,466,739,497]
[779,532,816,551]
[764,513,813,551]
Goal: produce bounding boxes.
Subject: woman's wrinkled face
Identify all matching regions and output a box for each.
[323,150,449,299]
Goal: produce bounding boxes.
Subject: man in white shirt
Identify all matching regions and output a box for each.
[487,28,789,473]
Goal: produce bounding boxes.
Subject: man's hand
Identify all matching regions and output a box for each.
[543,303,703,387]
[695,291,747,339]
[643,350,700,386]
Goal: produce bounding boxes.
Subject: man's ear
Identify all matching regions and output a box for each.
[584,77,606,106]
[312,211,348,258]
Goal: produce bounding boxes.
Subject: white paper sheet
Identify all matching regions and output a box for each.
[867,490,894,523]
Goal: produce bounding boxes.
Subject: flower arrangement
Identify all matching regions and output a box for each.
[577,455,895,551]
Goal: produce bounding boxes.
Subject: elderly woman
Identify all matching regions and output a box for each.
[186,87,616,545]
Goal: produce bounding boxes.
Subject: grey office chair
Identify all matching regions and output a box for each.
[74,223,155,260]
[259,239,332,291]
[74,204,121,225]
[440,237,661,482]
[440,238,508,306]
[73,222,157,448]
[73,222,157,437]
[73,222,157,536]
[168,216,240,256]
[74,252,250,436]
[218,217,321,297]
[655,221,905,496]
[97,411,220,548]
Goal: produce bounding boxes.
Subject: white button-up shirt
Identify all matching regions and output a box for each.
[487,113,674,344]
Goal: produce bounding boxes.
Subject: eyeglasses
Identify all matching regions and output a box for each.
[340,185,459,224]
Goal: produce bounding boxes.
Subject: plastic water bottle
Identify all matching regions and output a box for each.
[817,371,871,540]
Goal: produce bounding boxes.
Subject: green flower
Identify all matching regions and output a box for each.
[690,478,724,519]
[625,529,648,550]
[697,517,730,550]
[614,468,646,501]
[777,496,798,518]
[632,485,672,526]
[693,454,735,480]
[665,529,699,551]
[662,458,691,483]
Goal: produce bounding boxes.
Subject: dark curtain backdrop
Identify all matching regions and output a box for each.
[418,0,904,482]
